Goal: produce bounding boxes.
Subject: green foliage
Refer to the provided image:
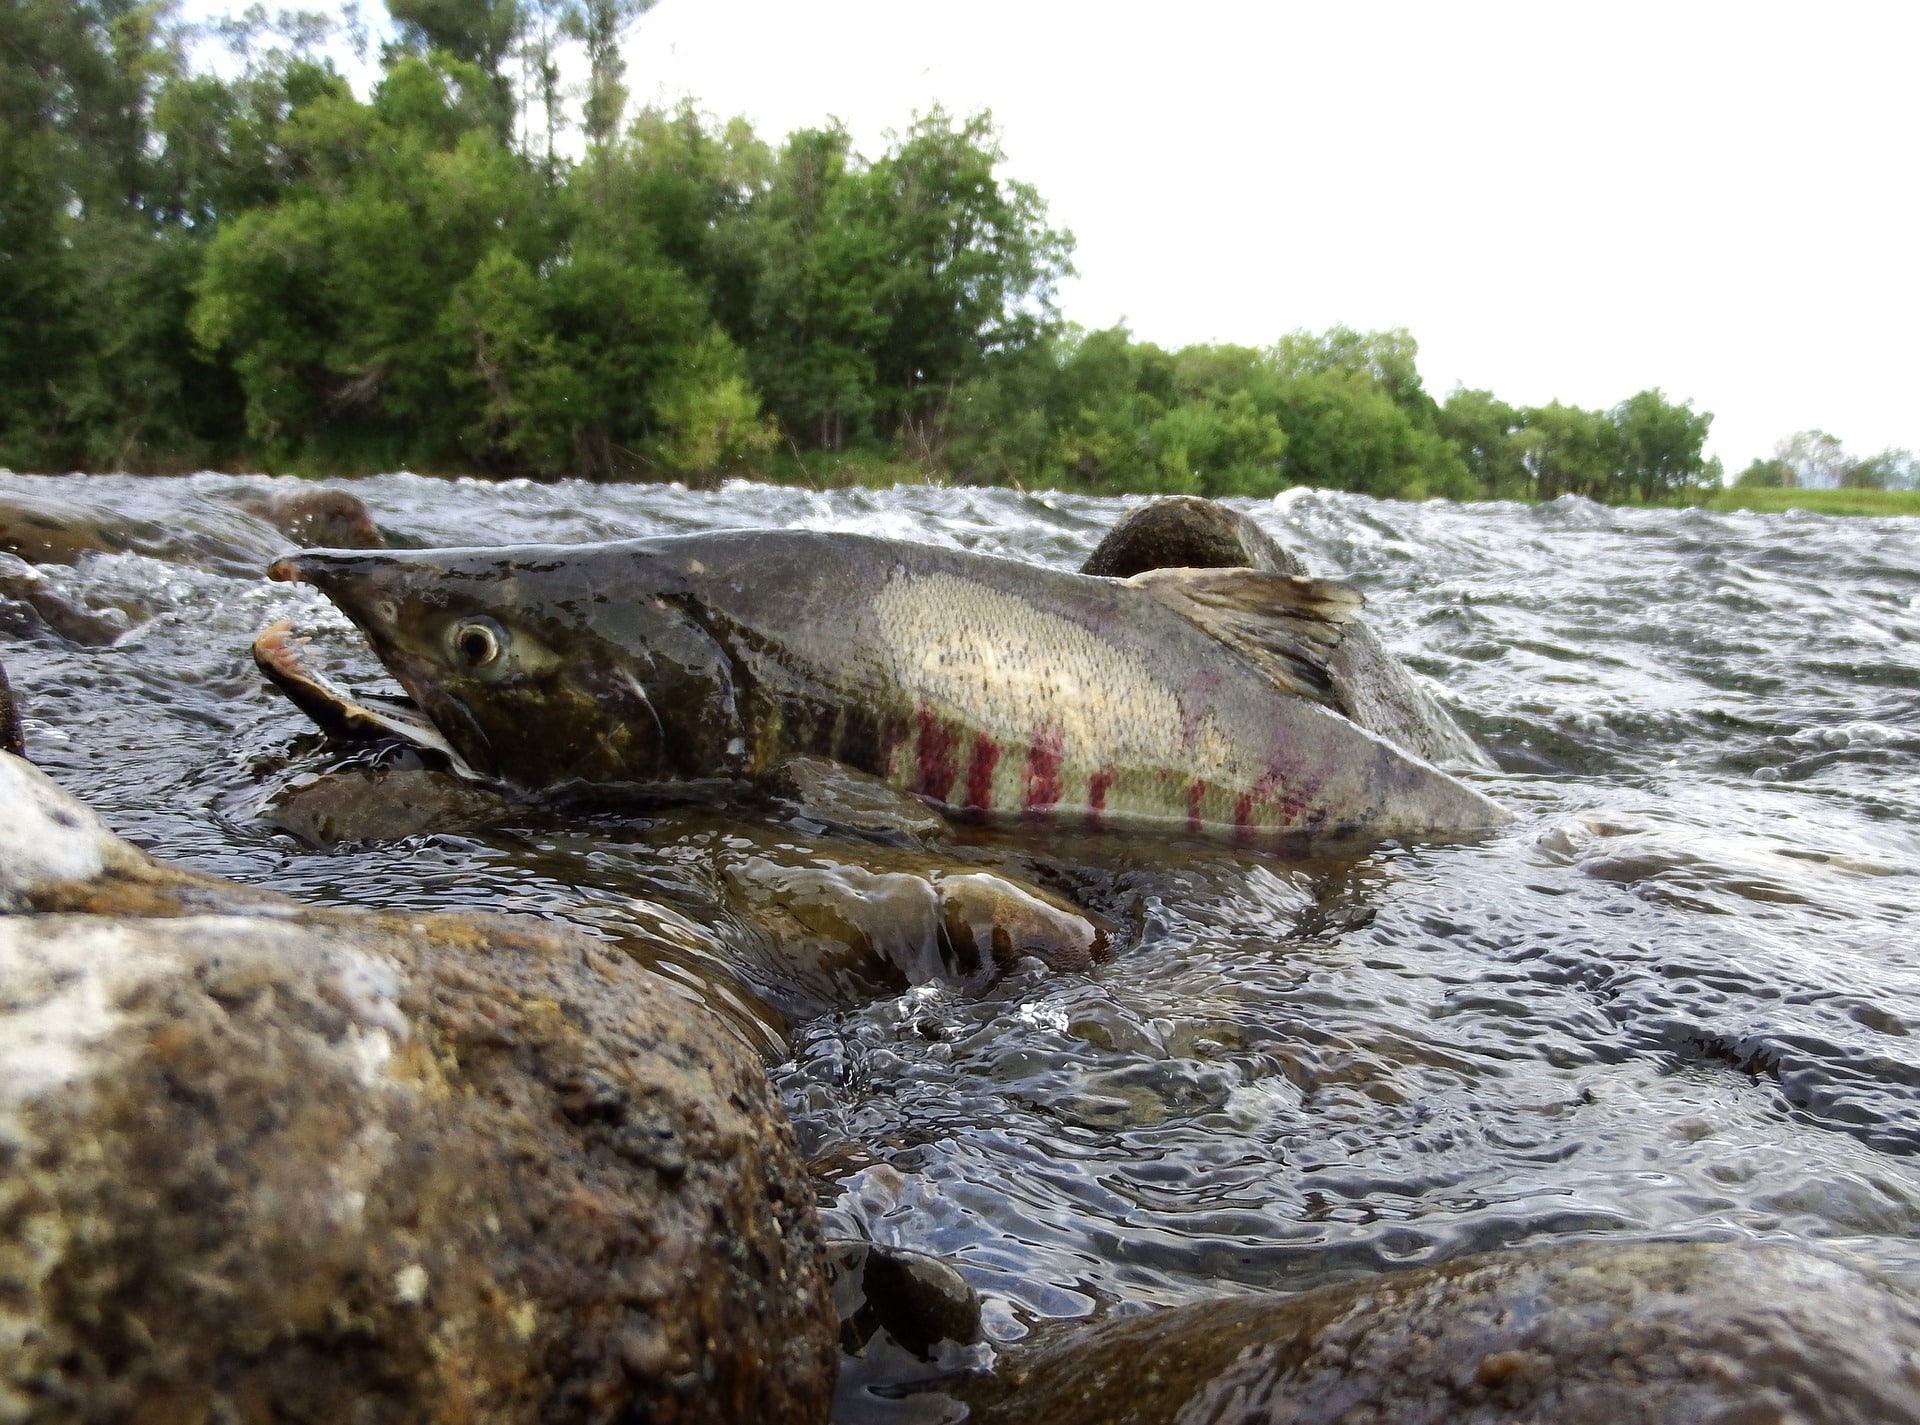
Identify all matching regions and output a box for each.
[1609,389,1718,501]
[1437,388,1529,498]
[1706,486,1920,518]
[1758,430,1917,493]
[1852,449,1919,491]
[565,0,654,148]
[0,0,249,470]
[1271,368,1473,500]
[0,1,1778,503]
[191,56,539,465]
[1735,457,1794,489]
[741,110,1073,454]
[444,204,717,477]
[384,0,520,136]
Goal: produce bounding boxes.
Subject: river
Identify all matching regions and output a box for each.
[4,472,1918,1419]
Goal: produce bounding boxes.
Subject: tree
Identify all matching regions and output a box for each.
[513,0,570,170]
[620,103,771,335]
[1773,430,1851,489]
[385,0,522,138]
[852,109,1073,449]
[1273,367,1472,499]
[565,0,655,149]
[1517,402,1616,501]
[1272,326,1439,425]
[1735,457,1794,488]
[741,124,879,450]
[191,55,545,466]
[1851,449,1919,491]
[1609,389,1715,502]
[0,0,254,470]
[1438,387,1529,498]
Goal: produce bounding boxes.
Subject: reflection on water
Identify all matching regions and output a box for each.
[5,472,1920,1415]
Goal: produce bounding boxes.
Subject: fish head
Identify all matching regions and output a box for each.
[269,545,744,792]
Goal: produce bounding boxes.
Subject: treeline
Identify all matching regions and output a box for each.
[4,0,1722,503]
[1734,431,1918,492]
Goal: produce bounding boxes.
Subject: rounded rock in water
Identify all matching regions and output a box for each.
[962,1239,1920,1425]
[0,753,838,1424]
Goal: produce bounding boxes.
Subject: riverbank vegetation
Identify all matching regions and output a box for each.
[3,0,1908,509]
[1703,487,1920,518]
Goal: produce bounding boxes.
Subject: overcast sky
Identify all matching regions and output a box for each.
[189,0,1920,471]
[617,0,1918,471]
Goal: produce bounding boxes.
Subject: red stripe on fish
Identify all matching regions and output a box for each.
[1024,728,1064,814]
[1087,766,1115,826]
[1233,791,1257,848]
[964,733,1000,812]
[915,704,958,802]
[1187,778,1207,834]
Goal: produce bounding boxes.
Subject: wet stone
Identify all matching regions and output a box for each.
[1082,495,1307,580]
[0,552,136,646]
[766,754,950,843]
[936,870,1102,974]
[860,1246,984,1357]
[0,753,838,1424]
[826,1241,983,1359]
[0,488,286,575]
[263,765,512,845]
[958,1239,1920,1425]
[0,658,18,759]
[227,483,385,549]
[711,826,1108,1008]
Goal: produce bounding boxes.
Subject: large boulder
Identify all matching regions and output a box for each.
[963,1238,1920,1425]
[0,752,837,1424]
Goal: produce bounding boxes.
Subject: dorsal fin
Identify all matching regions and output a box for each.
[1126,567,1362,706]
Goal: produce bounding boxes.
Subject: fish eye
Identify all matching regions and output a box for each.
[450,617,507,672]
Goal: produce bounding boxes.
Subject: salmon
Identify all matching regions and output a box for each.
[267,530,1511,845]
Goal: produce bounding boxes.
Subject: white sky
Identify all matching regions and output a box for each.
[189,0,1920,471]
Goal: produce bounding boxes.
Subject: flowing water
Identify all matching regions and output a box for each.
[5,472,1919,1416]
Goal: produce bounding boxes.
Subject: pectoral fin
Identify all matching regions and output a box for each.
[1127,567,1363,706]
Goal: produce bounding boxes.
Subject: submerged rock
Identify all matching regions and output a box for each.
[1082,497,1493,770]
[962,1239,1920,1425]
[698,815,1108,1012]
[0,753,838,1424]
[0,488,287,574]
[227,483,385,549]
[826,1240,984,1358]
[765,754,949,843]
[0,552,136,645]
[262,764,512,844]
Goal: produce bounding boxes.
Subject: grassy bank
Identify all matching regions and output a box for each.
[1699,487,1920,517]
